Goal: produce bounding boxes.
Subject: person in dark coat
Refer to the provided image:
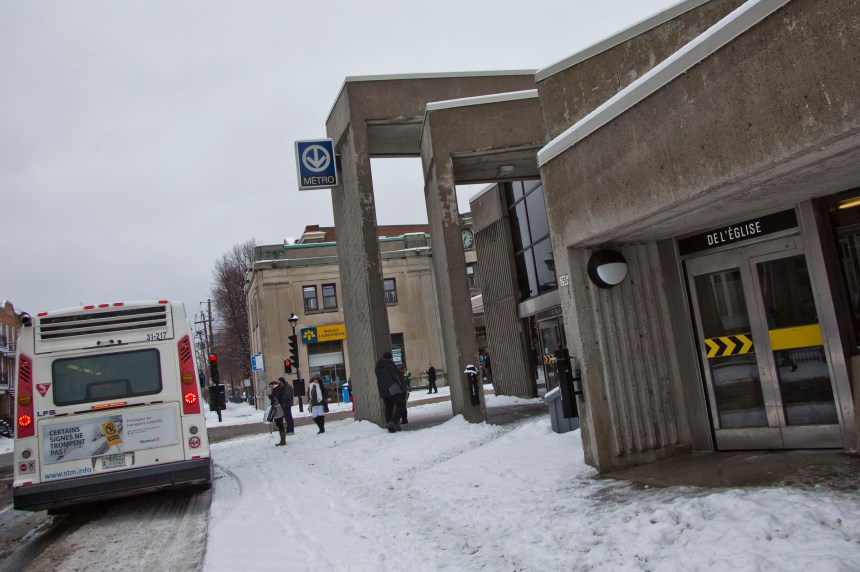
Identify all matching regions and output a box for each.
[425,363,437,394]
[268,379,290,446]
[278,377,295,435]
[375,351,407,433]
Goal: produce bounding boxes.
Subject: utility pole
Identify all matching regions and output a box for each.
[207,299,215,355]
[194,310,211,385]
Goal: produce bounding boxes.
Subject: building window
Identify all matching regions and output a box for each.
[322,283,337,310]
[307,340,347,391]
[476,325,487,342]
[467,263,478,289]
[303,286,318,312]
[384,278,398,303]
[390,333,405,365]
[506,180,557,301]
[832,192,860,351]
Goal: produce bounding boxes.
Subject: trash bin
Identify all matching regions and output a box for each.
[544,386,580,434]
[341,385,349,403]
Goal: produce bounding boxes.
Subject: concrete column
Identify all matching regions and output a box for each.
[423,155,483,422]
[325,73,537,427]
[329,122,389,426]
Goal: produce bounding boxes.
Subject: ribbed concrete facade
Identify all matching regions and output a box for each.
[472,213,534,397]
[565,244,689,468]
[537,0,860,470]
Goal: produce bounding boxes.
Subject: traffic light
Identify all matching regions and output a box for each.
[284,358,293,374]
[208,383,226,412]
[209,354,220,384]
[288,335,299,367]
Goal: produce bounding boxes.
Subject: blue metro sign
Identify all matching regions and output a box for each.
[295,139,338,191]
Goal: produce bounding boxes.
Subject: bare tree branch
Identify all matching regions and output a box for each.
[210,239,255,385]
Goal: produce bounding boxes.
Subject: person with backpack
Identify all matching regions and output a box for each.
[375,351,407,433]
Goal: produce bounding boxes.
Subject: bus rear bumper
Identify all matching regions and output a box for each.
[13,457,213,512]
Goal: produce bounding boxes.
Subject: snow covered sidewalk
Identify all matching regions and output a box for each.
[203,395,860,571]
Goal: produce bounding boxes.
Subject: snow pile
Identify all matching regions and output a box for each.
[203,396,860,571]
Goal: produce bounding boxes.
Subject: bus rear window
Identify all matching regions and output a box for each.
[52,349,162,406]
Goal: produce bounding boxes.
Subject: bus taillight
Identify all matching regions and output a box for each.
[177,336,201,415]
[16,355,35,439]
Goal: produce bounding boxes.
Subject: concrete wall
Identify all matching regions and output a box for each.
[540,0,860,248]
[537,0,860,471]
[560,243,691,470]
[537,0,743,140]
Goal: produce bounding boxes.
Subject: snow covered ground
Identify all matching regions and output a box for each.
[203,395,860,571]
[204,386,454,427]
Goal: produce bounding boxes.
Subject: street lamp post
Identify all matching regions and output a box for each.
[288,312,302,411]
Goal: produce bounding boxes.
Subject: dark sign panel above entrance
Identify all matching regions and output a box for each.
[677,209,798,255]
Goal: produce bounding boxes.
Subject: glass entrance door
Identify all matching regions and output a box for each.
[686,236,842,449]
[538,317,566,392]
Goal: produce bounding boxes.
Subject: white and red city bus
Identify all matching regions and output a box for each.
[12,300,212,511]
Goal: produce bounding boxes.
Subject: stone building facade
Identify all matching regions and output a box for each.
[0,301,23,421]
[245,225,479,408]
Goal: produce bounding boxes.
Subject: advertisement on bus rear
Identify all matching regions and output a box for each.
[41,407,179,465]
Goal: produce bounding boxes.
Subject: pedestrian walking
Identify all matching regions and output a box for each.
[279,377,295,435]
[267,379,288,446]
[375,351,407,433]
[308,375,328,434]
[425,363,438,394]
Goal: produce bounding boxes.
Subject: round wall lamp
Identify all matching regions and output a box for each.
[587,250,628,289]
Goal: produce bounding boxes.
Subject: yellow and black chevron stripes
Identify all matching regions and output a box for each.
[704,333,754,358]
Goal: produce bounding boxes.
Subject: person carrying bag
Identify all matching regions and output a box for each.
[308,375,328,434]
[267,379,288,446]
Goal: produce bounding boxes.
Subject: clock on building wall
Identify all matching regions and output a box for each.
[461,228,474,249]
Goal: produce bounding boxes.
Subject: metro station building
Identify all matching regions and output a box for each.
[322,0,859,473]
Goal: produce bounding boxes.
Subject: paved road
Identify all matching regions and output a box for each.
[0,393,549,571]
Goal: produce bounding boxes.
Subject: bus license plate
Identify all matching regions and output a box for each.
[101,454,127,470]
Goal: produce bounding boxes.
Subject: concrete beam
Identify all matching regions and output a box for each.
[420,91,547,410]
[325,72,536,427]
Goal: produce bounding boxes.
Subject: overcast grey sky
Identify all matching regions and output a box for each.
[1,0,677,316]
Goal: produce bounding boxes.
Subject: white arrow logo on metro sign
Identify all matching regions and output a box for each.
[301,145,332,173]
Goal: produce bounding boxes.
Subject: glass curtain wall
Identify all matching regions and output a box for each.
[506,181,557,301]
